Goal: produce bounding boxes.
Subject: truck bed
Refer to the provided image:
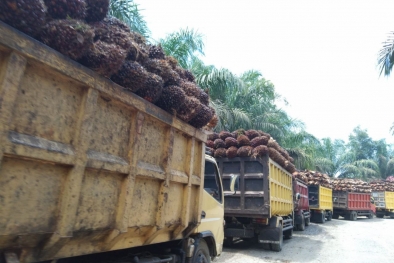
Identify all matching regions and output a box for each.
[308,185,333,211]
[372,191,394,210]
[0,22,206,263]
[216,156,293,218]
[333,191,372,211]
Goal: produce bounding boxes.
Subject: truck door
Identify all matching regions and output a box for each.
[197,157,224,255]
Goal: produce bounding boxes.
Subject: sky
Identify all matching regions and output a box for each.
[135,0,394,144]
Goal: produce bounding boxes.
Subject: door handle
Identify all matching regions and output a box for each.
[201,211,206,219]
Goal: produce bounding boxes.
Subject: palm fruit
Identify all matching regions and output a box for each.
[130,31,146,45]
[237,134,250,147]
[219,131,232,140]
[175,66,186,79]
[179,80,201,97]
[206,140,215,148]
[135,72,163,103]
[289,156,295,163]
[188,105,214,129]
[237,146,253,157]
[166,57,178,69]
[225,137,238,148]
[205,114,218,130]
[267,138,280,151]
[198,90,209,106]
[111,61,148,92]
[144,59,181,86]
[91,16,133,52]
[184,69,195,82]
[127,41,149,64]
[233,129,246,137]
[214,148,227,158]
[177,96,203,123]
[85,0,109,22]
[278,147,290,160]
[213,139,225,149]
[149,44,166,59]
[268,147,286,168]
[206,147,214,156]
[245,129,260,140]
[285,161,296,174]
[155,85,186,114]
[208,133,219,141]
[79,40,126,78]
[250,136,269,147]
[258,130,271,140]
[0,0,46,38]
[252,145,268,158]
[44,0,86,19]
[226,146,238,159]
[40,19,94,60]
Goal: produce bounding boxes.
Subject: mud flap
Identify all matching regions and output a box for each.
[258,216,282,244]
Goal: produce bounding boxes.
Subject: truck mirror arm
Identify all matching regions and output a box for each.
[230,174,239,194]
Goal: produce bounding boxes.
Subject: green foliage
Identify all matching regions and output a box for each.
[109,0,150,38]
[378,31,394,77]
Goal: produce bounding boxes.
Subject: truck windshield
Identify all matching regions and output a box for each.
[204,161,222,203]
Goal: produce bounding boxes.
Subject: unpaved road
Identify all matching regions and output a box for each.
[214,217,394,263]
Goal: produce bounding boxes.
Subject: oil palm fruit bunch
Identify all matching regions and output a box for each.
[208,133,219,141]
[155,85,186,114]
[135,73,163,103]
[224,137,238,148]
[91,16,133,52]
[214,148,227,158]
[213,139,225,149]
[206,140,215,149]
[258,130,271,139]
[0,0,47,37]
[237,146,253,157]
[166,56,178,69]
[245,129,260,140]
[268,147,286,168]
[219,131,232,141]
[149,44,166,59]
[252,145,268,158]
[184,69,195,82]
[40,19,94,60]
[198,90,209,106]
[250,136,269,147]
[237,134,250,147]
[144,59,181,86]
[205,114,218,130]
[180,80,201,97]
[226,146,238,159]
[79,40,126,78]
[85,0,109,22]
[127,41,149,64]
[111,61,148,92]
[44,0,86,19]
[177,96,203,123]
[188,105,214,129]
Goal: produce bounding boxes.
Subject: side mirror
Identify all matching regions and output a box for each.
[296,193,301,200]
[333,197,338,202]
[229,174,240,194]
[370,197,375,204]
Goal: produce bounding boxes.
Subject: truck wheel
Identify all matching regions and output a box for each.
[350,211,357,221]
[270,225,283,252]
[367,213,373,219]
[305,217,310,226]
[320,213,325,224]
[296,215,305,231]
[192,239,211,263]
[332,213,339,219]
[376,214,384,218]
[284,228,293,239]
[326,211,332,221]
[261,243,270,250]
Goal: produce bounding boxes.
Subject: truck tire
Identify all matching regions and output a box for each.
[284,228,293,239]
[376,214,384,218]
[326,211,332,221]
[319,212,325,224]
[192,239,211,263]
[296,215,305,231]
[332,213,339,219]
[270,225,283,252]
[305,217,310,226]
[367,213,373,219]
[350,211,357,221]
[262,243,270,250]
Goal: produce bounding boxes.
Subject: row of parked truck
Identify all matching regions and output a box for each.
[1,22,394,263]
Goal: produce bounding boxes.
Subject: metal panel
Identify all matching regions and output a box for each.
[294,179,309,212]
[372,192,386,208]
[309,185,333,211]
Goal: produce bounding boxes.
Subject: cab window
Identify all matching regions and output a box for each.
[204,161,222,203]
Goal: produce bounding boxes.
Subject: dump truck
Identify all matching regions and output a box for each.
[332,191,374,220]
[372,191,394,218]
[215,155,294,252]
[293,179,310,230]
[0,21,228,263]
[308,185,333,223]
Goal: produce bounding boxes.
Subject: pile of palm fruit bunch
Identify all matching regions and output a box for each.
[206,129,296,174]
[331,178,371,193]
[0,0,214,129]
[292,170,332,189]
[369,180,394,192]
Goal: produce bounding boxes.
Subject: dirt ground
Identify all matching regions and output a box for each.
[214,216,394,263]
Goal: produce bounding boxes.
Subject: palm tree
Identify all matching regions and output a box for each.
[109,0,150,38]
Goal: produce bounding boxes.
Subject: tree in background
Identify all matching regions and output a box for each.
[109,0,150,38]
